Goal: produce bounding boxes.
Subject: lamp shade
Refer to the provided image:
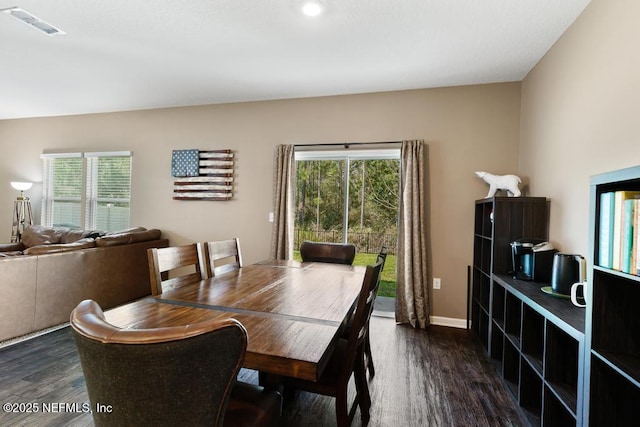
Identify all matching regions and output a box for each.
[10,181,33,191]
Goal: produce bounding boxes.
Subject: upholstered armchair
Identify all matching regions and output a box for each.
[70,299,281,426]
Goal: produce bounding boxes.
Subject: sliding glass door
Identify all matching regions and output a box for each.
[294,149,400,296]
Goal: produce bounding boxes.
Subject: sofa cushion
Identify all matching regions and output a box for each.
[95,228,162,247]
[107,227,147,234]
[24,238,96,255]
[0,242,26,252]
[60,229,103,243]
[0,251,24,257]
[22,225,64,247]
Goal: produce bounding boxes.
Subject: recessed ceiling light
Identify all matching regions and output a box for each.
[1,7,65,36]
[301,1,324,17]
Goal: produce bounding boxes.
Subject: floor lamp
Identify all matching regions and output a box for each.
[11,181,33,243]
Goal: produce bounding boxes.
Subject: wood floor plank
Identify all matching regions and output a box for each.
[0,316,524,426]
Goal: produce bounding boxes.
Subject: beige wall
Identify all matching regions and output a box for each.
[0,83,521,321]
[520,0,640,257]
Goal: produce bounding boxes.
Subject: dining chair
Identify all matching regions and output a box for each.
[299,241,356,265]
[286,259,383,426]
[376,245,388,266]
[203,238,243,276]
[147,243,207,296]
[70,299,282,427]
[363,245,388,378]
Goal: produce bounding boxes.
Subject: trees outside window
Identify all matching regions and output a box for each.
[294,149,400,296]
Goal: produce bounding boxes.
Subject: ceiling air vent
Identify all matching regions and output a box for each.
[1,7,65,36]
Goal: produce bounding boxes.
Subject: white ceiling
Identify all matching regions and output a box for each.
[0,0,591,120]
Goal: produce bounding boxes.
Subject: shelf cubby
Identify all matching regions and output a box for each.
[480,271,490,312]
[477,308,489,350]
[481,237,492,276]
[503,339,520,398]
[521,305,544,376]
[543,386,576,427]
[545,322,579,415]
[590,269,640,385]
[481,203,492,237]
[589,355,639,426]
[471,300,480,336]
[473,237,483,270]
[504,292,522,349]
[490,325,504,372]
[472,268,481,303]
[519,359,542,425]
[491,283,506,330]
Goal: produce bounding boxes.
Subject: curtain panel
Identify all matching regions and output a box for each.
[395,140,430,328]
[270,144,295,260]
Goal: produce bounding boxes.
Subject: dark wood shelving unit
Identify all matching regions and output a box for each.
[471,196,590,425]
[586,165,640,426]
[471,196,550,355]
[493,274,586,426]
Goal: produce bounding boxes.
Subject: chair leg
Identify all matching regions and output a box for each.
[335,385,350,427]
[365,332,375,378]
[258,372,282,390]
[355,350,372,420]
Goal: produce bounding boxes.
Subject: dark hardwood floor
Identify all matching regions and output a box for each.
[0,316,524,426]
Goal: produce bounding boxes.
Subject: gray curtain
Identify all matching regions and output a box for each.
[270,144,295,260]
[395,140,430,328]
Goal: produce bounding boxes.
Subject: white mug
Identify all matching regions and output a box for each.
[570,281,588,307]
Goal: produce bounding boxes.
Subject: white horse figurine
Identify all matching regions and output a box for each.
[475,171,521,197]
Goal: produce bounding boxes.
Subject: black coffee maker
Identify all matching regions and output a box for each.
[511,238,557,282]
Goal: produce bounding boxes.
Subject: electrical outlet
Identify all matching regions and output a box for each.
[433,278,441,289]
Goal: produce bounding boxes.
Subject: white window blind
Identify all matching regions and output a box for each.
[85,152,132,231]
[41,151,132,231]
[41,153,83,228]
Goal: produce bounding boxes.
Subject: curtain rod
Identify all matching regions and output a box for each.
[294,141,401,149]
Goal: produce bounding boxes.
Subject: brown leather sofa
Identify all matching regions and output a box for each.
[0,225,168,342]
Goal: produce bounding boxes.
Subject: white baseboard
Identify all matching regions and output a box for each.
[0,322,69,349]
[429,316,468,329]
[373,311,469,328]
[372,310,395,318]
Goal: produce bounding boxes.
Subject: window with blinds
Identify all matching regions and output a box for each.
[41,153,83,228]
[85,153,132,231]
[41,151,132,231]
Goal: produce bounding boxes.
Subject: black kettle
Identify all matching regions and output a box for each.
[551,253,586,295]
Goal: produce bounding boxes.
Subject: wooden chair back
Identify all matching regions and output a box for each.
[204,238,243,277]
[345,259,383,364]
[70,299,247,427]
[147,243,207,295]
[361,245,388,378]
[299,241,356,265]
[376,246,388,267]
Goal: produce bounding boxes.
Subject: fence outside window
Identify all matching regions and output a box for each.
[294,229,397,255]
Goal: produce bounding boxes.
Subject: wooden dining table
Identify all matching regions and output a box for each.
[104,260,366,382]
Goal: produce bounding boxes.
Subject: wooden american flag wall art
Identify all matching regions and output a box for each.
[171,149,234,200]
